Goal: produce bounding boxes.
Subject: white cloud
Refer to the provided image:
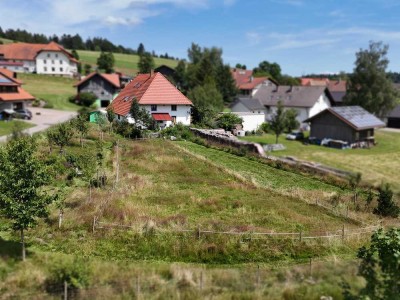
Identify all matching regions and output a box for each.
[269,0,303,6]
[246,32,262,45]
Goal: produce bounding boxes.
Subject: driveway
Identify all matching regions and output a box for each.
[0,107,77,142]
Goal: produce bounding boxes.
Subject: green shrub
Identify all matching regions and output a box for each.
[374,183,399,217]
[78,92,97,107]
[43,102,54,109]
[161,123,193,140]
[32,99,41,107]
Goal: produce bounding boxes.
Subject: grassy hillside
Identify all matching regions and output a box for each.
[240,130,400,193]
[77,50,179,76]
[18,73,79,111]
[0,128,380,298]
[0,37,14,44]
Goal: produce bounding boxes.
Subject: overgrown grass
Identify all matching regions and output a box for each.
[0,120,34,136]
[19,73,80,111]
[77,50,179,76]
[240,130,400,193]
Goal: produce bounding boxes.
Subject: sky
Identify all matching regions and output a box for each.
[2,0,400,76]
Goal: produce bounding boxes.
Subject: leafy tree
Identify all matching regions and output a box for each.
[129,98,155,129]
[52,122,75,152]
[217,64,238,104]
[284,109,299,132]
[253,60,282,81]
[343,228,400,299]
[235,63,246,70]
[259,122,270,133]
[106,109,115,133]
[188,82,224,125]
[188,43,203,64]
[270,101,286,144]
[344,41,398,117]
[72,115,89,147]
[84,64,92,75]
[0,137,53,261]
[71,49,80,60]
[174,60,187,91]
[137,43,145,56]
[97,52,115,74]
[78,92,97,107]
[216,113,243,131]
[374,183,399,217]
[138,52,155,74]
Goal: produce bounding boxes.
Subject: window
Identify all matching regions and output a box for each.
[44,60,47,64]
[47,53,50,58]
[171,105,177,111]
[60,67,63,72]
[52,60,55,64]
[55,54,58,58]
[51,67,55,72]
[60,60,63,64]
[44,67,47,72]
[151,105,157,111]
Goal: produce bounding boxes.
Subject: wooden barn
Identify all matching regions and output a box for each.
[304,106,385,144]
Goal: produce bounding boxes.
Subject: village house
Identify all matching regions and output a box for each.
[229,97,266,131]
[74,72,122,108]
[304,106,385,145]
[154,65,176,79]
[253,85,335,128]
[0,42,78,77]
[231,68,277,96]
[0,68,35,117]
[110,71,192,128]
[301,77,347,106]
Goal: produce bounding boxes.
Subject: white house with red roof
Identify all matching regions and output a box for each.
[110,71,193,128]
[231,68,277,96]
[0,68,35,114]
[0,42,78,77]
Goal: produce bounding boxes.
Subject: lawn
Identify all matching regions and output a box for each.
[0,120,34,136]
[18,73,80,111]
[240,130,400,193]
[77,50,179,76]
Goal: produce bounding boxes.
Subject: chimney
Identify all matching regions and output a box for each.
[150,69,154,77]
[250,76,254,82]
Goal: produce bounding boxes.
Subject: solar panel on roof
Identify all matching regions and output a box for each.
[0,78,12,83]
[331,106,385,129]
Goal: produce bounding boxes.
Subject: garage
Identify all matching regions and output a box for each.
[387,105,400,129]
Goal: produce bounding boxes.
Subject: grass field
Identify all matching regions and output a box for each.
[0,120,34,136]
[77,50,179,75]
[18,73,80,111]
[240,130,400,193]
[0,37,14,44]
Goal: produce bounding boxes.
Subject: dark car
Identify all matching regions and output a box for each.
[14,109,32,120]
[286,131,304,140]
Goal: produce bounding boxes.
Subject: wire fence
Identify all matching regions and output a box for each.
[93,217,381,242]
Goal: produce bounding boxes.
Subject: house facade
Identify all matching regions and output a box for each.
[74,72,121,108]
[231,68,277,96]
[0,68,35,114]
[254,85,334,127]
[0,42,78,77]
[304,106,385,144]
[110,72,192,128]
[229,97,267,131]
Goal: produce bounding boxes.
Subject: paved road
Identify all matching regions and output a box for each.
[0,107,77,142]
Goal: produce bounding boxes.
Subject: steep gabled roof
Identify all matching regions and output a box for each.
[254,85,334,108]
[0,68,34,102]
[0,42,78,63]
[304,106,385,130]
[110,72,192,116]
[231,68,276,90]
[230,97,264,111]
[74,72,121,88]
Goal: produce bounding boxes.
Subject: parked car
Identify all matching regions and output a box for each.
[14,109,32,120]
[286,131,304,140]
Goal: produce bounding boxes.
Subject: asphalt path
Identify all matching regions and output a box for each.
[0,107,77,142]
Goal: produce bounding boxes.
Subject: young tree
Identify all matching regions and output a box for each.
[284,108,299,132]
[374,183,399,217]
[129,98,154,129]
[343,228,400,299]
[52,122,75,153]
[138,52,155,74]
[106,108,115,133]
[97,52,115,74]
[217,64,238,105]
[348,172,362,205]
[270,101,286,144]
[72,115,89,147]
[344,41,398,117]
[0,137,53,261]
[216,113,243,131]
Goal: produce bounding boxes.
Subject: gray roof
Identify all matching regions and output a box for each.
[254,85,331,108]
[305,106,386,130]
[330,91,346,103]
[230,96,264,111]
[387,104,400,118]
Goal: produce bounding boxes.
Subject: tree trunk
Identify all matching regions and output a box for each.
[80,134,83,148]
[21,228,26,261]
[89,183,92,202]
[275,135,279,144]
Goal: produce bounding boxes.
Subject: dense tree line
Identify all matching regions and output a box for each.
[0,27,180,60]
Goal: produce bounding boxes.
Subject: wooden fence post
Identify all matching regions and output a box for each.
[342,224,345,241]
[197,225,201,240]
[64,281,68,300]
[299,231,302,242]
[92,216,97,234]
[136,274,140,300]
[199,271,203,291]
[256,265,260,289]
[309,258,312,277]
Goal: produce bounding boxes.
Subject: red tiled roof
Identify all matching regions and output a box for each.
[0,68,34,102]
[74,72,121,88]
[0,42,78,63]
[301,78,329,86]
[152,113,172,121]
[327,80,347,92]
[239,77,269,90]
[0,61,24,66]
[231,68,275,90]
[110,72,192,116]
